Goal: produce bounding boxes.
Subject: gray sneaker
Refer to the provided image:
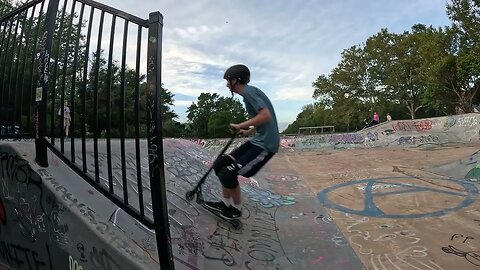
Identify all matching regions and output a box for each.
[204,201,228,212]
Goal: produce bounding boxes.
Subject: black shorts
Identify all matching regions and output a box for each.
[229,141,275,178]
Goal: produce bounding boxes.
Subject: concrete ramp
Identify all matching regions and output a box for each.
[0,139,363,270]
[2,113,480,270]
[196,113,480,152]
[108,139,363,269]
[428,149,480,182]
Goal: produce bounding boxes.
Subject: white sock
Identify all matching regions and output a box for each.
[232,203,241,211]
[222,197,231,206]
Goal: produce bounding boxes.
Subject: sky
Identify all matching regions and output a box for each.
[95,0,452,131]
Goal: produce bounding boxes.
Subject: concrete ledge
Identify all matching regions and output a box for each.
[0,142,158,270]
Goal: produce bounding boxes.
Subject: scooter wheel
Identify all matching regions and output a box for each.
[185,191,195,201]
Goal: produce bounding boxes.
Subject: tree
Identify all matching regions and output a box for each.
[446,0,480,54]
[160,85,182,137]
[288,1,479,130]
[383,25,451,119]
[443,0,480,112]
[77,50,180,138]
[435,54,480,113]
[0,0,11,15]
[186,93,219,138]
[283,103,334,134]
[283,104,316,134]
[187,93,247,138]
[208,96,247,137]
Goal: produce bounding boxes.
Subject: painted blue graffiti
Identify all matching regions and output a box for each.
[318,177,478,218]
[242,186,296,208]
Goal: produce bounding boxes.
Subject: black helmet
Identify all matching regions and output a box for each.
[223,64,250,84]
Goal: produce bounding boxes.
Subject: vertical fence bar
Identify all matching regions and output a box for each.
[27,1,45,131]
[0,22,8,104]
[0,21,7,59]
[81,7,94,173]
[93,10,105,183]
[11,10,28,134]
[70,3,86,162]
[6,13,21,134]
[59,0,77,139]
[120,19,128,204]
[35,0,60,167]
[51,0,68,147]
[105,14,116,194]
[134,24,144,216]
[0,20,7,131]
[147,11,174,270]
[59,0,77,152]
[0,18,14,127]
[18,5,37,132]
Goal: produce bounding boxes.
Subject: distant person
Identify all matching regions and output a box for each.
[373,112,379,125]
[204,64,280,220]
[58,101,71,137]
[386,112,392,121]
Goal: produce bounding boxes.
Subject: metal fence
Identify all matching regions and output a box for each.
[0,0,173,269]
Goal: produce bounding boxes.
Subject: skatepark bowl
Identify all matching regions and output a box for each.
[1,113,480,269]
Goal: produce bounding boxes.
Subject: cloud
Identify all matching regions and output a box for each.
[174,100,195,107]
[93,0,451,124]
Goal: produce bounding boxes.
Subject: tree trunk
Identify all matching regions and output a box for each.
[406,103,416,119]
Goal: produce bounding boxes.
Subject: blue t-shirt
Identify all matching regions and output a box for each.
[242,85,280,153]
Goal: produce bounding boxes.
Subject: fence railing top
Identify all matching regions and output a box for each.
[77,0,148,26]
[0,0,149,27]
[0,0,43,23]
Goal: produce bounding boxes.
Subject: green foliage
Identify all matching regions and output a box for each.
[288,1,479,133]
[432,53,480,113]
[447,0,480,54]
[283,103,334,133]
[75,50,180,138]
[0,1,182,138]
[0,0,15,16]
[187,93,247,138]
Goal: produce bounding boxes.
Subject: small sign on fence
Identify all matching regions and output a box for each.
[35,87,42,101]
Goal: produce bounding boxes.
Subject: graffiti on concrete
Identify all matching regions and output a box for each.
[0,241,53,270]
[280,138,295,149]
[69,255,84,270]
[0,152,46,213]
[397,135,440,145]
[194,114,480,153]
[160,140,298,269]
[392,120,433,132]
[0,151,49,243]
[442,233,480,267]
[89,246,121,270]
[450,234,475,244]
[457,116,479,128]
[203,204,292,269]
[38,171,142,263]
[442,245,480,267]
[329,133,365,145]
[242,185,296,208]
[318,177,478,218]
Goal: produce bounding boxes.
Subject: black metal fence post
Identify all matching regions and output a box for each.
[147,11,174,270]
[35,0,59,167]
